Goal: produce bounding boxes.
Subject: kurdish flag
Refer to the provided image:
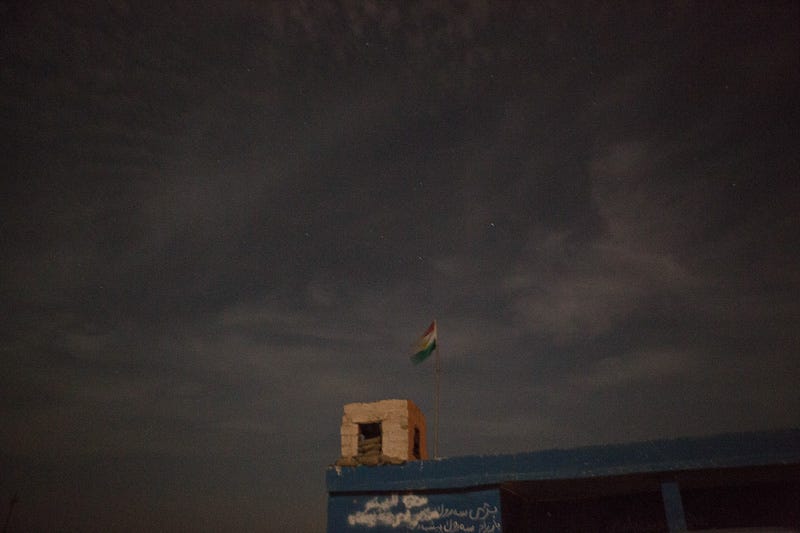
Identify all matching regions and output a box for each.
[411,320,437,365]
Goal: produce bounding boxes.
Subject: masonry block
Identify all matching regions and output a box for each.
[336,399,427,466]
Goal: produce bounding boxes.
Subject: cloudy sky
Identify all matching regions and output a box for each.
[1,1,798,531]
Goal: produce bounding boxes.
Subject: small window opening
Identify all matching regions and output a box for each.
[358,423,382,456]
[413,427,421,459]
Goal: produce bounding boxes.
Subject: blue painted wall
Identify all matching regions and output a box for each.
[328,488,502,533]
[326,429,800,532]
[327,429,800,494]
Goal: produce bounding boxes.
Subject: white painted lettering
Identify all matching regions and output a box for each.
[346,496,499,531]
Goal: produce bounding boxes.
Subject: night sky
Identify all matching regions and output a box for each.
[2,2,799,531]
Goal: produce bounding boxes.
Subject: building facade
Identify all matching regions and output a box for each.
[326,402,799,531]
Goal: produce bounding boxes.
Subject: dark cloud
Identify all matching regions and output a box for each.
[1,1,798,531]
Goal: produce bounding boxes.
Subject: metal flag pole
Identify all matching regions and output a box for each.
[434,339,440,459]
[412,319,440,459]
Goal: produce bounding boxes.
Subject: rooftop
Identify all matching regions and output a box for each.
[327,428,800,493]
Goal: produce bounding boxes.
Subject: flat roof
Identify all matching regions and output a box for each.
[326,428,800,493]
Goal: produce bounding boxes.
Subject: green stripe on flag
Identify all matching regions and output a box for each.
[411,339,436,364]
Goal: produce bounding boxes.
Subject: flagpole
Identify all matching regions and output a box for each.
[434,340,440,459]
[411,320,440,459]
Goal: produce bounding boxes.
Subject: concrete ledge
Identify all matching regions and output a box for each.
[327,429,800,493]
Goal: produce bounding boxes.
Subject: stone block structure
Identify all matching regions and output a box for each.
[337,399,427,466]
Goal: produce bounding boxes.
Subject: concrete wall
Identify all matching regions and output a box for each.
[327,429,800,532]
[328,488,501,532]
